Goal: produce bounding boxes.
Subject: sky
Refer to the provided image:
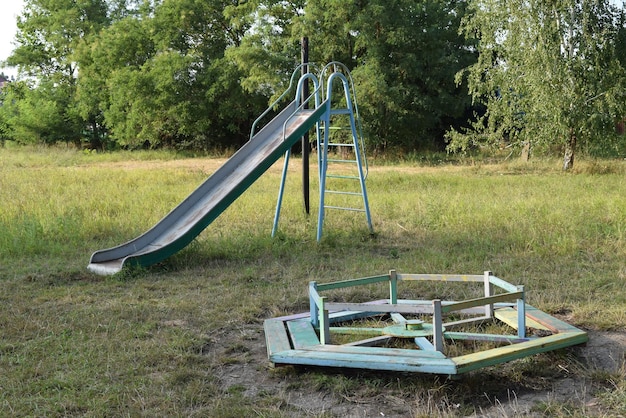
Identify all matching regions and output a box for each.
[0,0,24,79]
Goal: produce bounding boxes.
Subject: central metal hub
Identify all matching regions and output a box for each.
[382,323,441,338]
[405,319,424,330]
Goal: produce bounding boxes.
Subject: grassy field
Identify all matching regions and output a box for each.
[1,145,625,417]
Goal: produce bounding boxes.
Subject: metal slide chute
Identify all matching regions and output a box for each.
[88,99,328,275]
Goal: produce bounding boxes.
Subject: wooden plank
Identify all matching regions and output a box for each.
[269,311,312,322]
[329,326,384,336]
[325,302,434,315]
[441,292,523,314]
[389,270,398,304]
[390,313,406,324]
[269,299,389,322]
[315,274,390,291]
[320,297,330,345]
[453,331,588,374]
[524,305,585,333]
[287,320,320,349]
[488,275,520,292]
[444,315,490,328]
[271,349,457,374]
[444,331,529,344]
[302,344,447,359]
[397,273,484,282]
[343,336,393,347]
[433,299,444,352]
[264,319,291,356]
[495,307,549,330]
[414,337,436,351]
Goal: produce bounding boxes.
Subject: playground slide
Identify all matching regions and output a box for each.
[88,100,328,275]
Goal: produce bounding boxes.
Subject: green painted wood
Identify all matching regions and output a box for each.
[315,274,390,291]
[397,273,484,282]
[524,305,585,333]
[453,331,588,374]
[389,270,398,304]
[329,327,385,336]
[444,332,529,343]
[271,349,457,374]
[488,275,520,293]
[306,344,448,359]
[443,315,490,328]
[414,337,436,351]
[287,320,320,348]
[441,292,523,314]
[343,336,393,347]
[324,302,434,315]
[264,319,292,357]
[495,306,549,331]
[328,308,386,323]
[267,277,587,375]
[319,296,330,345]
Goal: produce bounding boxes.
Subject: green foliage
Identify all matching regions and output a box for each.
[448,0,626,168]
[5,0,267,149]
[6,0,109,146]
[0,80,82,144]
[75,0,267,149]
[6,0,625,159]
[229,0,476,151]
[225,0,305,100]
[347,0,475,151]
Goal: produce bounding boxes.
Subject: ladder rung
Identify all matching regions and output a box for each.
[324,205,366,212]
[327,158,357,164]
[327,174,360,180]
[321,126,352,131]
[325,190,362,196]
[320,142,355,147]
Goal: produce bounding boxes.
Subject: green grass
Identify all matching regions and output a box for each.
[0,146,625,416]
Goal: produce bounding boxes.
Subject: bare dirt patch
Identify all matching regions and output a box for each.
[207,325,626,417]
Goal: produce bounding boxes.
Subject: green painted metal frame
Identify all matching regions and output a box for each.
[271,62,374,242]
[264,270,588,375]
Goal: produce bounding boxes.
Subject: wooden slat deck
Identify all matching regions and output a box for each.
[264,319,291,357]
[452,331,588,374]
[287,320,320,349]
[271,347,457,374]
[495,307,549,331]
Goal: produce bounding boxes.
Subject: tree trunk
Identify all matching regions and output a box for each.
[520,141,531,162]
[89,119,103,150]
[562,128,576,171]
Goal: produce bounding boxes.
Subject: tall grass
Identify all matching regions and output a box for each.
[0,146,625,416]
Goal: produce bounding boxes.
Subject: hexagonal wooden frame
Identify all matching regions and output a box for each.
[264,271,588,375]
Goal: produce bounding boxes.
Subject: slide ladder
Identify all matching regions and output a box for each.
[271,62,373,241]
[317,63,373,240]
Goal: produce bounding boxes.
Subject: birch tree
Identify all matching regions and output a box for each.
[447,0,626,169]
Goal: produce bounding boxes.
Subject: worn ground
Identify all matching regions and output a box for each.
[205,320,625,417]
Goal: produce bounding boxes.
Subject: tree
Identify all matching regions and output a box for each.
[6,0,266,149]
[345,0,475,151]
[76,0,266,149]
[228,0,476,152]
[0,80,81,144]
[225,0,306,100]
[6,0,110,145]
[448,0,626,169]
